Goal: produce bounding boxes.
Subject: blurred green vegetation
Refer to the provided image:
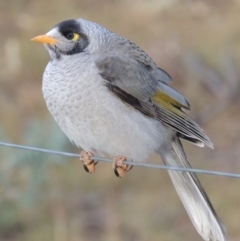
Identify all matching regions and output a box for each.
[1,0,240,240]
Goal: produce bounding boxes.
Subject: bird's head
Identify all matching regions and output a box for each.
[31,19,110,59]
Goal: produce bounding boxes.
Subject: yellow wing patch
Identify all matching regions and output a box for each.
[151,90,189,110]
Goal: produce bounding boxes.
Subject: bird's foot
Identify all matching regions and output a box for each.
[80,151,98,174]
[112,155,133,178]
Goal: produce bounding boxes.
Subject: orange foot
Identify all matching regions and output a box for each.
[112,155,133,178]
[80,151,98,174]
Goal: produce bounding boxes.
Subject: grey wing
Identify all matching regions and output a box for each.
[96,53,186,103]
[95,54,212,148]
[124,40,172,84]
[96,54,158,101]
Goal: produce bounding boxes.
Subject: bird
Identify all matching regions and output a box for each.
[31,18,228,241]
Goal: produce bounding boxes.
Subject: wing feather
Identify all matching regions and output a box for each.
[96,54,212,148]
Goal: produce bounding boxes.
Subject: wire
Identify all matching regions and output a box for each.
[0,141,239,179]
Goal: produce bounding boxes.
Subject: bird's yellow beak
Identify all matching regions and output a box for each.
[31,35,57,45]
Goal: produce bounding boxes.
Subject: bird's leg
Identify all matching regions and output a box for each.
[113,155,133,178]
[80,151,98,174]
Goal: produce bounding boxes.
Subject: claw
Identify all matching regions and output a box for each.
[80,151,98,174]
[112,155,133,178]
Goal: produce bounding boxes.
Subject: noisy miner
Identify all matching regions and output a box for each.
[31,19,228,241]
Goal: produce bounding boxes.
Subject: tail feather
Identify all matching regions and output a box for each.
[159,136,228,241]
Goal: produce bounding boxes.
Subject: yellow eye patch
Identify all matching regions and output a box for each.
[72,33,80,41]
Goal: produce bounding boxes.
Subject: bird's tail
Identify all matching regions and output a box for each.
[158,136,228,241]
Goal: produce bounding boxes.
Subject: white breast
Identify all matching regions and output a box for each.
[42,54,171,162]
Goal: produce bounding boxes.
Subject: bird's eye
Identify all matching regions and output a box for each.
[66,32,74,40]
[65,32,80,41]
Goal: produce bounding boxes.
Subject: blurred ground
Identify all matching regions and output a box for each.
[0,0,240,240]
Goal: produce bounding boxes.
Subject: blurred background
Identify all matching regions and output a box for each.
[0,0,240,240]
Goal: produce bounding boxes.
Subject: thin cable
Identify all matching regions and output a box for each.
[0,141,239,179]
